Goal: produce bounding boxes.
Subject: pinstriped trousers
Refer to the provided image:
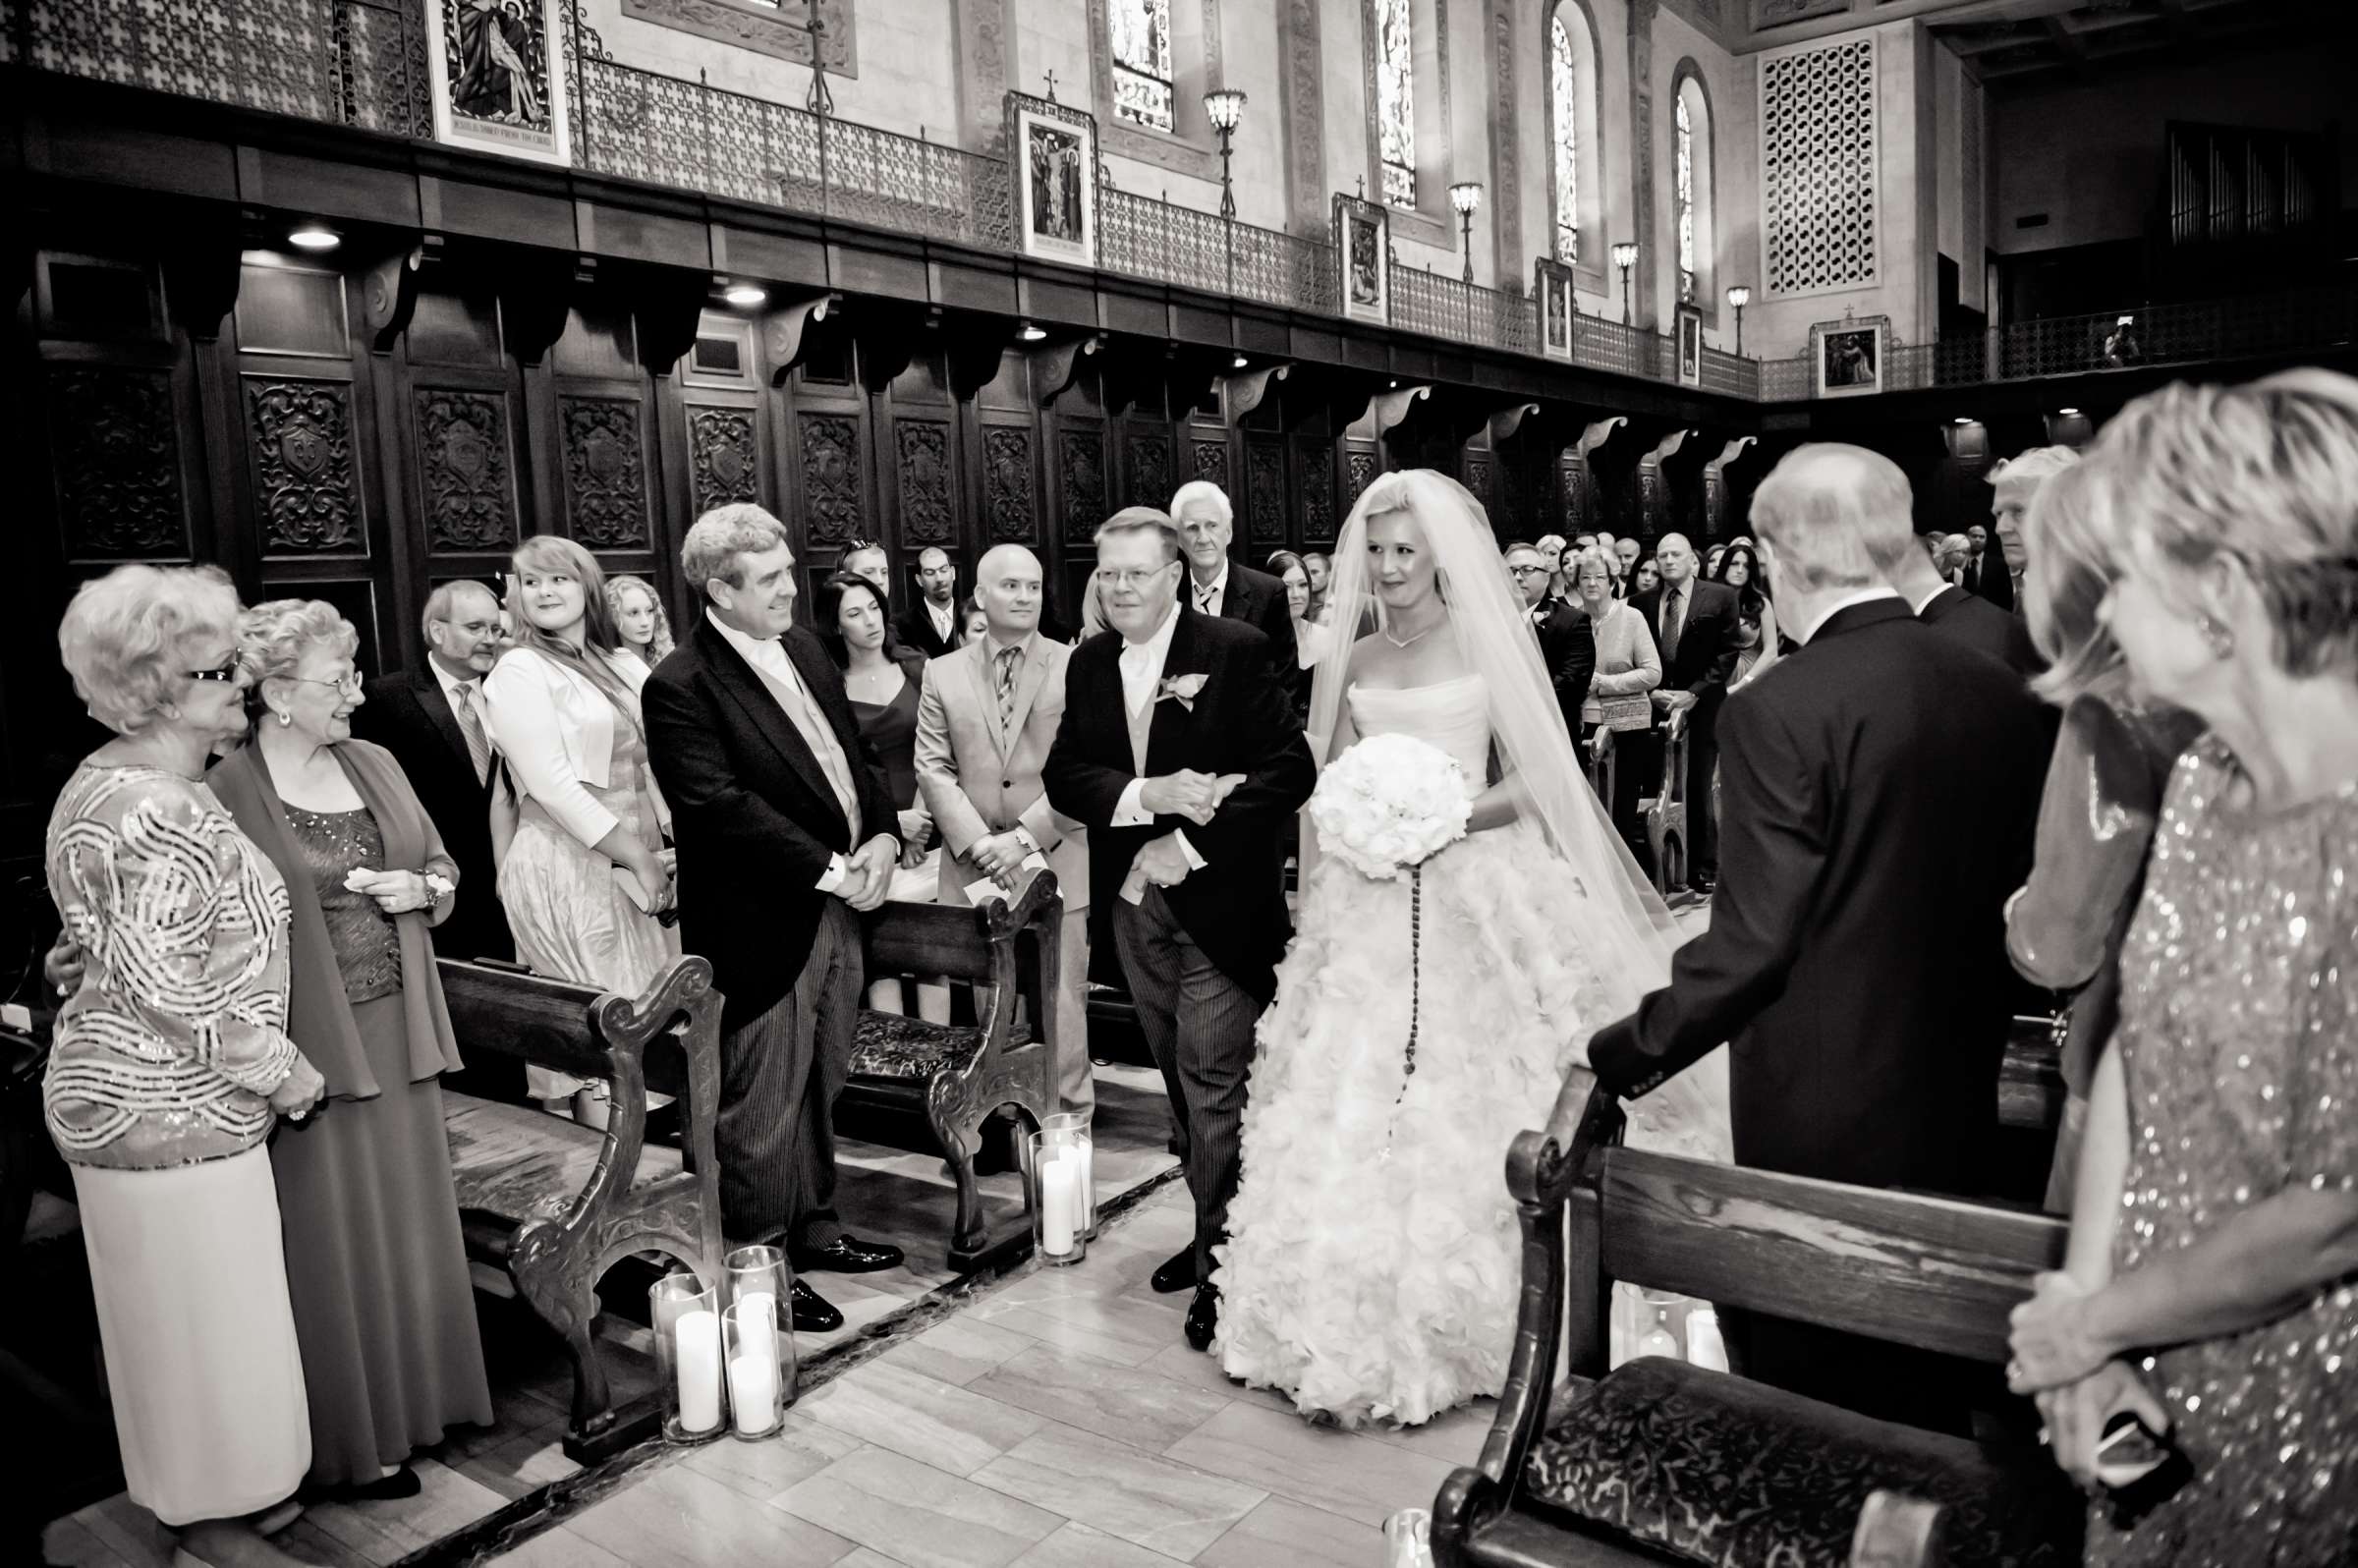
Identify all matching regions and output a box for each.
[1113,887,1262,1280]
[716,898,864,1249]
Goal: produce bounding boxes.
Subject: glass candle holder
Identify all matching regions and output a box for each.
[1635,1286,1690,1363]
[648,1272,725,1441]
[722,1244,799,1411]
[1039,1112,1096,1240]
[723,1302,787,1438]
[1028,1124,1090,1266]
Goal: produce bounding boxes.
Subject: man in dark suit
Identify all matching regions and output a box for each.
[1045,508,1316,1353]
[643,504,907,1333]
[1169,479,1302,707]
[894,545,963,659]
[1882,521,2045,679]
[1506,540,1596,733]
[1624,533,1740,890]
[352,582,523,1103]
[1985,446,2078,617]
[1589,445,2051,1430]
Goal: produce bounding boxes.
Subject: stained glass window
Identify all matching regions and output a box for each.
[1676,93,1697,302]
[1376,0,1416,209]
[1110,0,1174,135]
[1550,13,1578,263]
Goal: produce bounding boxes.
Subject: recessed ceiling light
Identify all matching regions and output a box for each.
[1953,416,1975,424]
[288,224,340,252]
[1232,354,1249,368]
[2057,407,2081,416]
[1017,322,1046,342]
[723,284,766,308]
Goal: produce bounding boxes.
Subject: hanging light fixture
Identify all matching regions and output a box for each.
[288,223,341,252]
[722,283,767,308]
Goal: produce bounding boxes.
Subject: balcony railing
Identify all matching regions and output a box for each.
[11,0,2353,406]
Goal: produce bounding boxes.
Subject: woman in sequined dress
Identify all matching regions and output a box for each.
[210,600,492,1495]
[2005,371,2358,1566]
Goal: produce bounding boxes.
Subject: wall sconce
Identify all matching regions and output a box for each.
[1725,285,1751,356]
[1204,89,1247,220]
[1611,242,1639,324]
[1449,182,1484,284]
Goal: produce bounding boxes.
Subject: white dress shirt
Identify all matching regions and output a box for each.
[1795,588,1906,645]
[926,596,956,645]
[1110,602,1205,867]
[430,658,490,784]
[1189,563,1230,618]
[1908,582,1950,616]
[706,610,865,893]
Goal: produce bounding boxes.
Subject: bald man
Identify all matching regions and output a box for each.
[1623,532,1742,891]
[913,544,1095,1126]
[1590,444,2050,1431]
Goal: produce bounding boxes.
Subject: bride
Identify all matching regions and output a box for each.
[1212,470,1729,1428]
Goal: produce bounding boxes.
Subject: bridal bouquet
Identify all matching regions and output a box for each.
[1309,733,1472,881]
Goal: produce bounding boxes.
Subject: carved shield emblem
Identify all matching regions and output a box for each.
[442,423,489,480]
[280,424,328,477]
[583,428,624,481]
[710,447,745,486]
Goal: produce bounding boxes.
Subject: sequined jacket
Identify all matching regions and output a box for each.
[42,762,300,1169]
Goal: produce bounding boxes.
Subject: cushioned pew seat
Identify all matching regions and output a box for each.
[849,1012,1032,1083]
[446,1093,683,1239]
[1524,1359,2082,1568]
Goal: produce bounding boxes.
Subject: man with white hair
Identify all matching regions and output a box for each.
[1588,443,2051,1431]
[1169,479,1300,703]
[1981,445,2078,612]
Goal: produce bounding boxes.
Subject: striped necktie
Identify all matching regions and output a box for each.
[995,644,1022,732]
[453,680,490,787]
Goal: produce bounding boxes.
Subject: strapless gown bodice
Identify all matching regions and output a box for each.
[1345,674,1490,784]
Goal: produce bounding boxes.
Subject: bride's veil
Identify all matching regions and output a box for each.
[1306,468,1687,1023]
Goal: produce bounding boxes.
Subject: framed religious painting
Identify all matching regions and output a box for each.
[1332,193,1391,326]
[1812,315,1887,399]
[1535,257,1575,363]
[1007,92,1099,268]
[1675,304,1704,386]
[423,0,572,166]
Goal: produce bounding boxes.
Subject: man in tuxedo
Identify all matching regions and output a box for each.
[1045,508,1316,1352]
[1589,445,2051,1430]
[644,505,907,1333]
[1506,540,1596,733]
[352,580,521,1097]
[895,545,963,659]
[1883,520,2045,678]
[1987,446,2077,616]
[1625,533,1740,891]
[1169,479,1301,706]
[914,543,1094,1124]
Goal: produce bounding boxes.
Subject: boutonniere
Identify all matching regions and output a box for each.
[1156,673,1209,711]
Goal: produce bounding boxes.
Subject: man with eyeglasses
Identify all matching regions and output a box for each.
[1045,508,1316,1354]
[1506,541,1595,736]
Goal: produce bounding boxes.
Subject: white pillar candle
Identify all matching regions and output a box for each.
[1684,1308,1729,1372]
[674,1309,723,1432]
[1039,1149,1080,1254]
[738,1291,778,1354]
[728,1352,780,1434]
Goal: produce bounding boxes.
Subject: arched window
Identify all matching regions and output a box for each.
[1672,67,1715,308]
[1375,0,1416,209]
[1109,0,1175,134]
[1550,13,1579,263]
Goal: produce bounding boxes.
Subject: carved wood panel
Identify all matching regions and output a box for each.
[895,419,955,544]
[688,406,758,513]
[1123,426,1172,512]
[1297,438,1336,544]
[1499,457,1525,537]
[1344,449,1378,507]
[1464,454,1493,510]
[48,366,188,561]
[1560,456,1593,533]
[414,388,517,552]
[560,397,649,549]
[1246,438,1285,543]
[1060,425,1107,543]
[1191,439,1227,485]
[248,378,361,553]
[982,426,1036,542]
[799,413,863,544]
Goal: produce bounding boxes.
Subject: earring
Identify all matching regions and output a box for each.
[2197,614,2235,659]
[277,708,294,727]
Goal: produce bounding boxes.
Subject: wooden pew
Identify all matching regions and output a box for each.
[1641,709,1690,898]
[438,953,723,1462]
[842,870,1062,1271]
[1432,1067,2081,1568]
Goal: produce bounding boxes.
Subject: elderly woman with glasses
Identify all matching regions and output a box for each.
[2006,371,2358,1564]
[206,599,491,1498]
[44,565,322,1566]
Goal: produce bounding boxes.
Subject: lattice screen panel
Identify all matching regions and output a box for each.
[1761,36,1878,297]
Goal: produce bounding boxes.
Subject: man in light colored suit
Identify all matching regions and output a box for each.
[914,542,1094,1122]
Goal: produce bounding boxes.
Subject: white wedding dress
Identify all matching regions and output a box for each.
[1211,673,1730,1428]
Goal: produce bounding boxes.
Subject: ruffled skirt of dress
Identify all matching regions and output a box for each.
[1212,818,1726,1428]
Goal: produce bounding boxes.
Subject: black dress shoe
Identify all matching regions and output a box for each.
[1150,1246,1198,1295]
[322,1465,421,1502]
[792,1234,906,1274]
[790,1277,844,1334]
[1184,1285,1219,1353]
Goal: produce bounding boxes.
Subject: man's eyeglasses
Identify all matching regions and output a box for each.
[1094,564,1178,590]
[288,671,365,698]
[1508,564,1550,577]
[186,651,243,684]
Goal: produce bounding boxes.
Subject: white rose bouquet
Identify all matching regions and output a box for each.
[1308,732,1473,882]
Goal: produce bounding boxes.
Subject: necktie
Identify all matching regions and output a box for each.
[453,680,490,787]
[995,644,1022,732]
[1661,587,1685,664]
[1196,580,1217,615]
